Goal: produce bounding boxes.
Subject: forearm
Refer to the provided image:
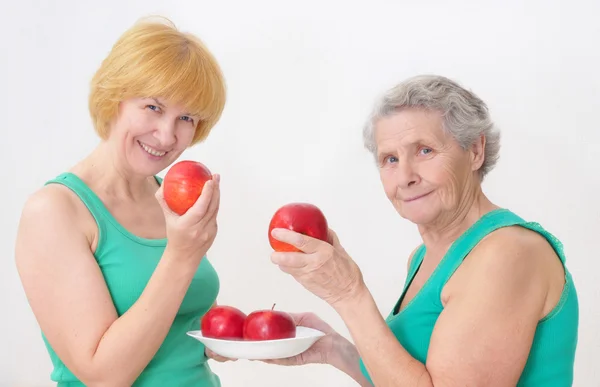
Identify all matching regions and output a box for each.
[87,247,200,386]
[333,286,433,387]
[330,334,373,387]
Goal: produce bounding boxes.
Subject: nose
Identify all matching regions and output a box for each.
[154,119,177,148]
[395,158,420,188]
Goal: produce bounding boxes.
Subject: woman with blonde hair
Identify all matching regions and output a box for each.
[15,17,226,386]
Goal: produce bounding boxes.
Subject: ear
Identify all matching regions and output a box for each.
[470,134,486,172]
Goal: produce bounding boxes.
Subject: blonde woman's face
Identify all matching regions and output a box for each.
[108,97,199,177]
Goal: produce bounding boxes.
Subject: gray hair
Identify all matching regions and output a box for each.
[362,74,501,179]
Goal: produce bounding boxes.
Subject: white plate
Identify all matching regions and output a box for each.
[187,326,326,360]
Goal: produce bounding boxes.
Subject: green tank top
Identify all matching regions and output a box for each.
[42,172,222,387]
[359,208,578,386]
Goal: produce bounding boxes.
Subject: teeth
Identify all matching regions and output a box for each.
[140,142,166,157]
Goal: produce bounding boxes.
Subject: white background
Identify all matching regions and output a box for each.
[2,0,599,386]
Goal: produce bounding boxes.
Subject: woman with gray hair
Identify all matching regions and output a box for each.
[264,75,579,386]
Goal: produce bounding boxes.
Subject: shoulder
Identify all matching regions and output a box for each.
[17,184,93,249]
[21,185,74,218]
[459,225,561,305]
[16,183,100,273]
[21,184,80,221]
[473,225,560,272]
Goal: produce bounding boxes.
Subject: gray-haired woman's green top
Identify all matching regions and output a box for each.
[360,208,578,386]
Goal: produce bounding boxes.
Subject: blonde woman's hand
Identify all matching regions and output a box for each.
[156,174,221,263]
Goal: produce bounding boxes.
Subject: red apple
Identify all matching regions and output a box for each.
[243,304,296,341]
[201,305,247,340]
[268,202,329,252]
[163,160,213,215]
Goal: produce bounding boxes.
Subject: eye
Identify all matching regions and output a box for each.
[382,155,398,165]
[146,104,161,112]
[180,116,195,124]
[419,147,433,156]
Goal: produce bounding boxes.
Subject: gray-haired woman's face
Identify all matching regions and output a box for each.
[374,108,485,226]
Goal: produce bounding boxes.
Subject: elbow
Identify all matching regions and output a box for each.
[69,361,138,387]
[78,374,136,387]
[416,366,435,387]
[80,380,124,387]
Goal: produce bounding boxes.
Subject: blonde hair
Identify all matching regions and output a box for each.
[89,16,226,145]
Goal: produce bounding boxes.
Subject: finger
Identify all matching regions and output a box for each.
[327,228,339,246]
[155,184,177,217]
[206,348,235,362]
[271,251,312,269]
[287,312,315,328]
[213,355,235,362]
[203,175,221,222]
[262,356,303,366]
[184,178,215,220]
[270,228,325,254]
[328,228,349,254]
[201,175,221,221]
[287,312,318,326]
[289,312,335,333]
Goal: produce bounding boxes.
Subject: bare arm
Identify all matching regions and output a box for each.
[423,230,552,386]
[331,244,420,385]
[247,311,373,386]
[329,335,373,386]
[15,180,219,386]
[334,230,551,386]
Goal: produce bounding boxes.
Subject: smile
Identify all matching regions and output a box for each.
[138,141,167,157]
[403,192,433,202]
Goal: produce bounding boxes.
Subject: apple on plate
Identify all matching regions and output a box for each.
[163,160,213,215]
[268,202,329,252]
[201,305,247,340]
[243,304,297,341]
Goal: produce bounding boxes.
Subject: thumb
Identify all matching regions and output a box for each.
[155,184,177,217]
[287,312,332,332]
[328,228,349,255]
[328,228,340,246]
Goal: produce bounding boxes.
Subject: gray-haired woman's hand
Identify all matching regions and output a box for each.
[261,312,340,367]
[269,228,365,309]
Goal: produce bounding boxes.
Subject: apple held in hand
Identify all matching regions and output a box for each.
[201,306,247,340]
[268,203,329,252]
[243,304,297,341]
[163,160,213,215]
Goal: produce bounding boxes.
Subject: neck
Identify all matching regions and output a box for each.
[417,182,498,255]
[73,141,156,201]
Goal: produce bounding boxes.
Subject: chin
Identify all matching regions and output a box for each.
[129,154,170,178]
[397,206,441,226]
[135,163,168,178]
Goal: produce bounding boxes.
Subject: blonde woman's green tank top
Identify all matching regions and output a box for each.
[42,172,221,386]
[359,208,578,386]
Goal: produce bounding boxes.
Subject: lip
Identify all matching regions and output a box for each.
[138,140,169,153]
[402,191,433,202]
[137,140,169,162]
[138,140,169,160]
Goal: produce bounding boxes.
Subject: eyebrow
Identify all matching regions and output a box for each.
[152,98,166,108]
[151,97,196,117]
[376,138,438,155]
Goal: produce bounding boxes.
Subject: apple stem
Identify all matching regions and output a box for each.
[271,303,276,311]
